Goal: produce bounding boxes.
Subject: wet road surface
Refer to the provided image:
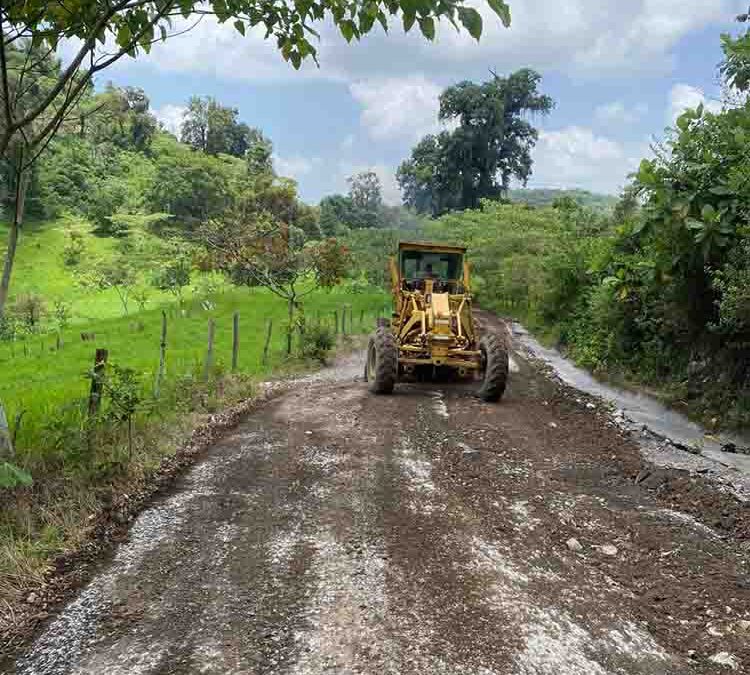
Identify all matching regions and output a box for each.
[12,318,750,674]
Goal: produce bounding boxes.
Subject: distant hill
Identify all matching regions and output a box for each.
[508,188,618,212]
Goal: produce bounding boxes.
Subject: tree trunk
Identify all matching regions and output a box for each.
[287,297,294,355]
[0,152,28,321]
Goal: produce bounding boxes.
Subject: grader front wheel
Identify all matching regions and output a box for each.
[365,327,398,394]
[478,333,509,402]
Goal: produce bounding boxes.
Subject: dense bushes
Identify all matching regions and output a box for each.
[427,130,750,430]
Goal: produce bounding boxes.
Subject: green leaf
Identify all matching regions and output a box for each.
[418,16,435,40]
[360,11,376,33]
[701,204,717,220]
[458,7,482,39]
[709,185,733,196]
[487,0,511,27]
[0,462,33,489]
[402,9,417,32]
[340,20,355,42]
[234,20,246,36]
[116,23,132,49]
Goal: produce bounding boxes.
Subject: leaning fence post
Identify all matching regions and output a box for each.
[203,319,215,382]
[0,401,12,458]
[155,311,167,398]
[232,312,240,373]
[262,318,273,366]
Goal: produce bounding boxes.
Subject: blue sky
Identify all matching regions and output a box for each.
[101,0,747,204]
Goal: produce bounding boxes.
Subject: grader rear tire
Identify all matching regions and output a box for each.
[478,333,509,402]
[366,327,398,394]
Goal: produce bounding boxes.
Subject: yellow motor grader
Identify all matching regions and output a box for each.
[365,242,509,401]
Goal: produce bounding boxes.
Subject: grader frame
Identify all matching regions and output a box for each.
[365,242,508,401]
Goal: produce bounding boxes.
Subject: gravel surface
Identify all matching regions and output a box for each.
[9,317,750,675]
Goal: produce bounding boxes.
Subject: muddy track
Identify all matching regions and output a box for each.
[8,315,750,674]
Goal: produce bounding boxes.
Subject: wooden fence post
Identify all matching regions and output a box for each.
[232,312,240,373]
[262,318,273,366]
[88,348,108,417]
[155,311,167,398]
[333,310,339,334]
[203,319,215,382]
[0,401,12,458]
[341,306,347,335]
[360,309,365,331]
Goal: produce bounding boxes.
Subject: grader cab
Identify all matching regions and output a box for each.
[365,242,509,401]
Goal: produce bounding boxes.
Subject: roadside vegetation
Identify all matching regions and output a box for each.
[419,23,750,432]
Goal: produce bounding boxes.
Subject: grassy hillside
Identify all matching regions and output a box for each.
[0,217,181,323]
[1,216,388,451]
[508,188,618,211]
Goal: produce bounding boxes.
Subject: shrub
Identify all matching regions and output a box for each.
[62,230,86,266]
[52,300,72,331]
[12,293,46,333]
[298,325,336,363]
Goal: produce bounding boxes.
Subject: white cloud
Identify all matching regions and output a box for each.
[349,75,451,142]
[528,126,645,194]
[371,164,401,205]
[153,104,186,136]
[668,84,722,124]
[595,101,647,125]
[110,1,745,85]
[274,155,322,178]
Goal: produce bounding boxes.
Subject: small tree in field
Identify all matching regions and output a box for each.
[78,257,138,316]
[152,242,193,305]
[202,215,349,354]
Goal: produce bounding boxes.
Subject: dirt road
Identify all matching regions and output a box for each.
[12,316,750,674]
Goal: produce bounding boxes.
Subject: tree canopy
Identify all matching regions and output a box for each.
[397,69,553,216]
[181,96,255,157]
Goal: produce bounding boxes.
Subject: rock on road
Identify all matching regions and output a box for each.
[13,316,750,675]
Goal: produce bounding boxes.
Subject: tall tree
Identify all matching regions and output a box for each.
[180,96,252,157]
[348,170,383,228]
[0,0,511,319]
[246,129,273,175]
[397,69,552,216]
[89,84,157,151]
[348,171,382,212]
